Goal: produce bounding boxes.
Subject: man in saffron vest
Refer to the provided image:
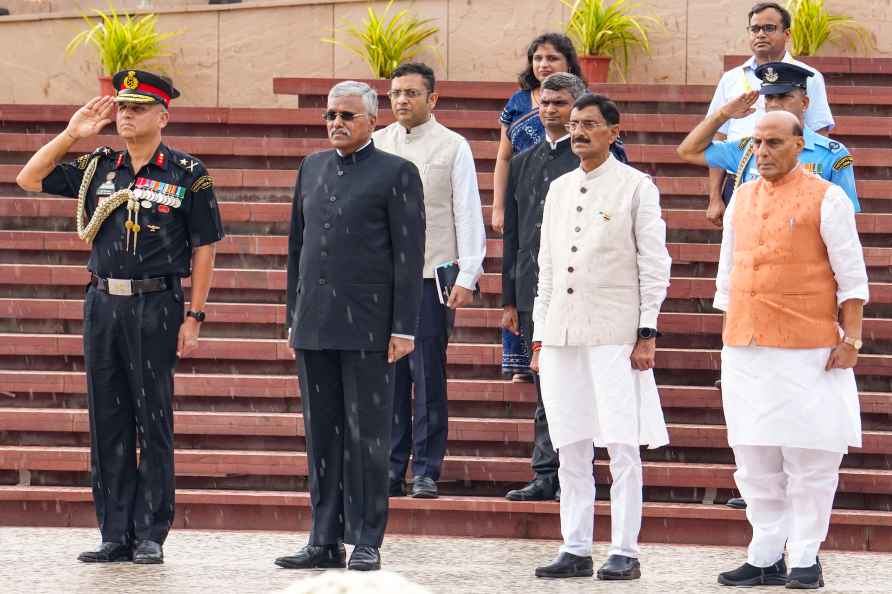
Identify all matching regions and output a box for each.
[714,111,867,589]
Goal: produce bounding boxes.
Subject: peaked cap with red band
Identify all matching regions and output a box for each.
[111,70,180,109]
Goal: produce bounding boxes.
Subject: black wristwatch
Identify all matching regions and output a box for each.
[638,327,661,339]
[186,310,206,323]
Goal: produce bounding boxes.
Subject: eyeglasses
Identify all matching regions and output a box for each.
[565,120,611,132]
[323,110,368,122]
[747,24,781,34]
[387,89,427,99]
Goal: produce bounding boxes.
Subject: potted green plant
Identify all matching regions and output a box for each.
[323,0,439,79]
[562,0,661,83]
[786,0,875,56]
[66,4,180,96]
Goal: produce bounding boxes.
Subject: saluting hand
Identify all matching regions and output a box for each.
[177,318,201,359]
[66,96,115,140]
[719,91,760,121]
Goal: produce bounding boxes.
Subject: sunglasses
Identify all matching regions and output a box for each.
[323,110,368,122]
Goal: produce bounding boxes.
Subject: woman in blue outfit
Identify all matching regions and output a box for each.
[493,33,581,381]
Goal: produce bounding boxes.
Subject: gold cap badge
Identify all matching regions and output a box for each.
[763,67,778,83]
[124,71,139,90]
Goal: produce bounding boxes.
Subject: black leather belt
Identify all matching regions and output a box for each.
[91,275,172,296]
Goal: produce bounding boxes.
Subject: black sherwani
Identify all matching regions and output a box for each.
[286,141,425,546]
[501,136,578,483]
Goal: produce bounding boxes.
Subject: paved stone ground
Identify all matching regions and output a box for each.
[0,528,889,593]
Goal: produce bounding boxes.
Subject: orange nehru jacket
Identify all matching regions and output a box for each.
[724,167,840,348]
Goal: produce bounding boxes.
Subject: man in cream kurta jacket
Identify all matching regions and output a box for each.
[373,63,486,499]
[714,111,867,590]
[531,94,671,582]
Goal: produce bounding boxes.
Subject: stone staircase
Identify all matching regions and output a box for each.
[0,62,890,551]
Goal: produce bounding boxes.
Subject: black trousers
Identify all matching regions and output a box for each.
[83,283,182,545]
[721,172,737,205]
[297,348,395,547]
[518,311,559,481]
[390,280,452,482]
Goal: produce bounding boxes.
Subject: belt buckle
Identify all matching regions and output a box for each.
[106,278,133,296]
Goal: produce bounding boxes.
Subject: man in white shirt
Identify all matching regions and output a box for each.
[704,2,834,226]
[374,63,486,500]
[714,111,867,589]
[530,94,671,581]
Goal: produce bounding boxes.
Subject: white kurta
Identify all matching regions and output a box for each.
[714,184,869,453]
[533,156,672,449]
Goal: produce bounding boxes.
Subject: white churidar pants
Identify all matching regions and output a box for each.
[558,439,643,558]
[733,445,843,568]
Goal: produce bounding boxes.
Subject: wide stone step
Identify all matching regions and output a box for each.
[5,199,892,237]
[2,412,891,454]
[2,231,891,269]
[2,370,890,415]
[0,485,889,551]
[3,265,891,306]
[3,134,892,171]
[0,443,889,494]
[3,333,892,379]
[5,299,892,344]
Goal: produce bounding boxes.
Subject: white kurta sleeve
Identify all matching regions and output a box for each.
[634,178,671,329]
[450,139,486,289]
[713,194,737,312]
[820,185,869,305]
[532,184,557,342]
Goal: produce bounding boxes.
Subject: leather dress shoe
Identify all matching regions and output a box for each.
[275,543,346,569]
[133,540,164,564]
[77,541,133,563]
[505,478,557,501]
[597,554,641,580]
[389,479,406,497]
[348,545,381,571]
[718,558,787,587]
[535,552,594,578]
[726,497,747,509]
[411,476,438,498]
[786,560,823,589]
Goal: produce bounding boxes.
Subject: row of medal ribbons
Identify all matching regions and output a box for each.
[134,177,185,208]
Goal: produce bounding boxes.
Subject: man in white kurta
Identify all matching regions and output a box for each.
[530,94,671,581]
[714,111,868,589]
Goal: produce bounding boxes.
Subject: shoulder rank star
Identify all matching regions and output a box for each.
[179,158,197,173]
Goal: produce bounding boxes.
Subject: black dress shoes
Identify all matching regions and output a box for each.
[726,497,748,509]
[77,541,133,563]
[597,555,641,580]
[411,476,438,498]
[718,558,788,586]
[348,545,381,571]
[275,543,346,569]
[535,552,594,578]
[505,478,557,501]
[786,561,824,589]
[133,540,164,564]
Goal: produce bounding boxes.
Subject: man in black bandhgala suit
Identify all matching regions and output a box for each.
[275,80,425,572]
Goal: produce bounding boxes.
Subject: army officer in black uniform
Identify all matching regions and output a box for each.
[16,70,225,564]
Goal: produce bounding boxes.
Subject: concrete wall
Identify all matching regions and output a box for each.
[0,0,889,106]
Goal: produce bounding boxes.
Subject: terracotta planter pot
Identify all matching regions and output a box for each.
[99,76,115,97]
[579,55,611,84]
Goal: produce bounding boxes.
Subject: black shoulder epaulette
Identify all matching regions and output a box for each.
[75,146,112,170]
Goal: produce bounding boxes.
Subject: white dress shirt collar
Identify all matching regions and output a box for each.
[546,132,571,150]
[743,50,793,71]
[580,154,618,180]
